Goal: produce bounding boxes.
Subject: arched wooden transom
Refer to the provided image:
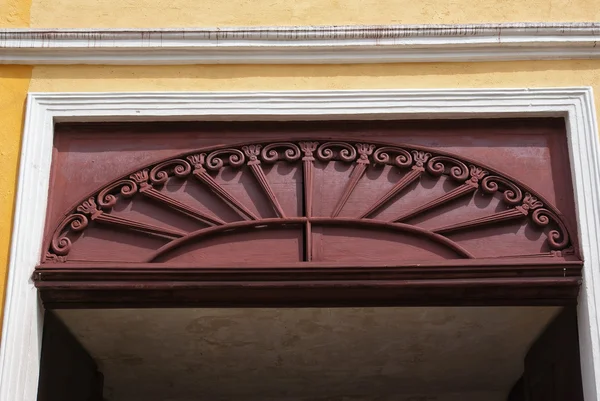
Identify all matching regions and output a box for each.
[43,139,576,267]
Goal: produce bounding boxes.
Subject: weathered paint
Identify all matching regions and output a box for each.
[0,0,31,27]
[0,66,33,336]
[30,0,600,28]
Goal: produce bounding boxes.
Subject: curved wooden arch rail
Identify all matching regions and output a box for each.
[35,139,582,307]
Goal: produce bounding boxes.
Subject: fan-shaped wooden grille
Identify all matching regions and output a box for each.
[43,139,575,264]
[35,139,582,307]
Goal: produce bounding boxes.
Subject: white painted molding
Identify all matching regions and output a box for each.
[1,23,600,64]
[1,88,600,401]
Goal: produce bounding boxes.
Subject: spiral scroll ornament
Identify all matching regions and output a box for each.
[149,159,192,185]
[261,142,302,163]
[50,213,89,256]
[481,175,524,206]
[205,148,246,170]
[532,208,570,250]
[426,156,470,181]
[97,179,138,210]
[373,146,413,168]
[316,142,357,162]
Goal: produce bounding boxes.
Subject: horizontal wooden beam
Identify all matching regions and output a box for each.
[37,277,581,308]
[35,259,582,308]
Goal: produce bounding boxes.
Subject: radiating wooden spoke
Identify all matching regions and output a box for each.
[243,145,286,218]
[326,144,374,218]
[130,169,224,226]
[393,165,487,222]
[78,197,185,239]
[187,154,259,221]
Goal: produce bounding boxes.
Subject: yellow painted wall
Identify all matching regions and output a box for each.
[0,67,32,336]
[0,0,33,336]
[0,0,30,27]
[30,0,600,28]
[29,61,600,100]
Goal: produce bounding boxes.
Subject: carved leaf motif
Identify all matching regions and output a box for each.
[261,142,302,163]
[521,193,544,211]
[130,169,150,185]
[411,151,432,168]
[373,146,413,168]
[468,165,488,183]
[316,142,357,162]
[187,154,206,169]
[299,141,319,160]
[355,144,376,164]
[77,197,101,216]
[242,145,264,166]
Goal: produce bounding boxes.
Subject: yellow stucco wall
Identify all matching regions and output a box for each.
[29,0,600,27]
[28,61,600,100]
[0,0,32,336]
[0,66,31,336]
[4,0,600,336]
[0,0,30,27]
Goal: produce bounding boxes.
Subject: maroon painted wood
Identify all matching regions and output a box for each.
[35,118,581,307]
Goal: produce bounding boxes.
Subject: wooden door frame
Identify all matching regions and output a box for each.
[1,88,599,401]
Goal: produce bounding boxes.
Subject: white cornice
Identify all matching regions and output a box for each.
[1,23,600,64]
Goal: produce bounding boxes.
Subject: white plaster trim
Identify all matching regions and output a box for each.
[1,88,600,401]
[1,23,600,64]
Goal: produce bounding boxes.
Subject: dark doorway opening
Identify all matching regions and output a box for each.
[38,306,583,401]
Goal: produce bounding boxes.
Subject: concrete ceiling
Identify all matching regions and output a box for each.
[56,306,560,401]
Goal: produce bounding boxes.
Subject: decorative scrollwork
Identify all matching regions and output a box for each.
[299,141,319,160]
[261,142,302,163]
[481,175,524,205]
[521,193,544,211]
[426,156,470,181]
[532,208,570,250]
[97,179,138,210]
[468,165,488,184]
[355,144,376,164]
[205,148,246,170]
[45,252,67,263]
[186,154,206,170]
[149,159,192,185]
[373,146,413,168]
[50,213,89,256]
[412,151,432,168]
[316,142,357,162]
[242,144,263,165]
[43,139,576,261]
[77,197,101,216]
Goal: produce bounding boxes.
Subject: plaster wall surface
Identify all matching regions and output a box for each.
[29,0,600,28]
